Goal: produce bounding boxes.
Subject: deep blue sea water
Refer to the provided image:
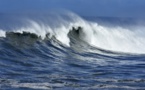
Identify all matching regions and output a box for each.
[0,12,145,90]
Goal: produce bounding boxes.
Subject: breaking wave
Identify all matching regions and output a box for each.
[1,10,145,90]
[0,11,145,54]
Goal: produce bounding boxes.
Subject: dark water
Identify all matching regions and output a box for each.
[0,12,145,90]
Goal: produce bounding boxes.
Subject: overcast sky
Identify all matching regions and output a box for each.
[0,0,145,17]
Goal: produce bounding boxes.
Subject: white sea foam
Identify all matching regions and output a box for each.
[0,11,145,54]
[0,30,6,37]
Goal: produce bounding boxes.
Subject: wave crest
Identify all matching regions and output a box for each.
[0,11,145,54]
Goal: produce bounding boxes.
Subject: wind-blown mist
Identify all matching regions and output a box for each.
[0,11,145,54]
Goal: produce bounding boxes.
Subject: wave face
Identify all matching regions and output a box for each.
[0,11,145,89]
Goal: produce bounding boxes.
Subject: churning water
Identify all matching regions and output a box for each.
[0,11,145,89]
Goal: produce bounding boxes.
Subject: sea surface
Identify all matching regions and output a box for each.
[0,11,145,90]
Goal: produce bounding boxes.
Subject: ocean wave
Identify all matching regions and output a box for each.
[0,11,145,90]
[0,11,145,54]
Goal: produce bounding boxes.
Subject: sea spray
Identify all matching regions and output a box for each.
[0,11,145,54]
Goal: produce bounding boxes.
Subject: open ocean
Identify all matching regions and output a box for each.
[0,11,145,90]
